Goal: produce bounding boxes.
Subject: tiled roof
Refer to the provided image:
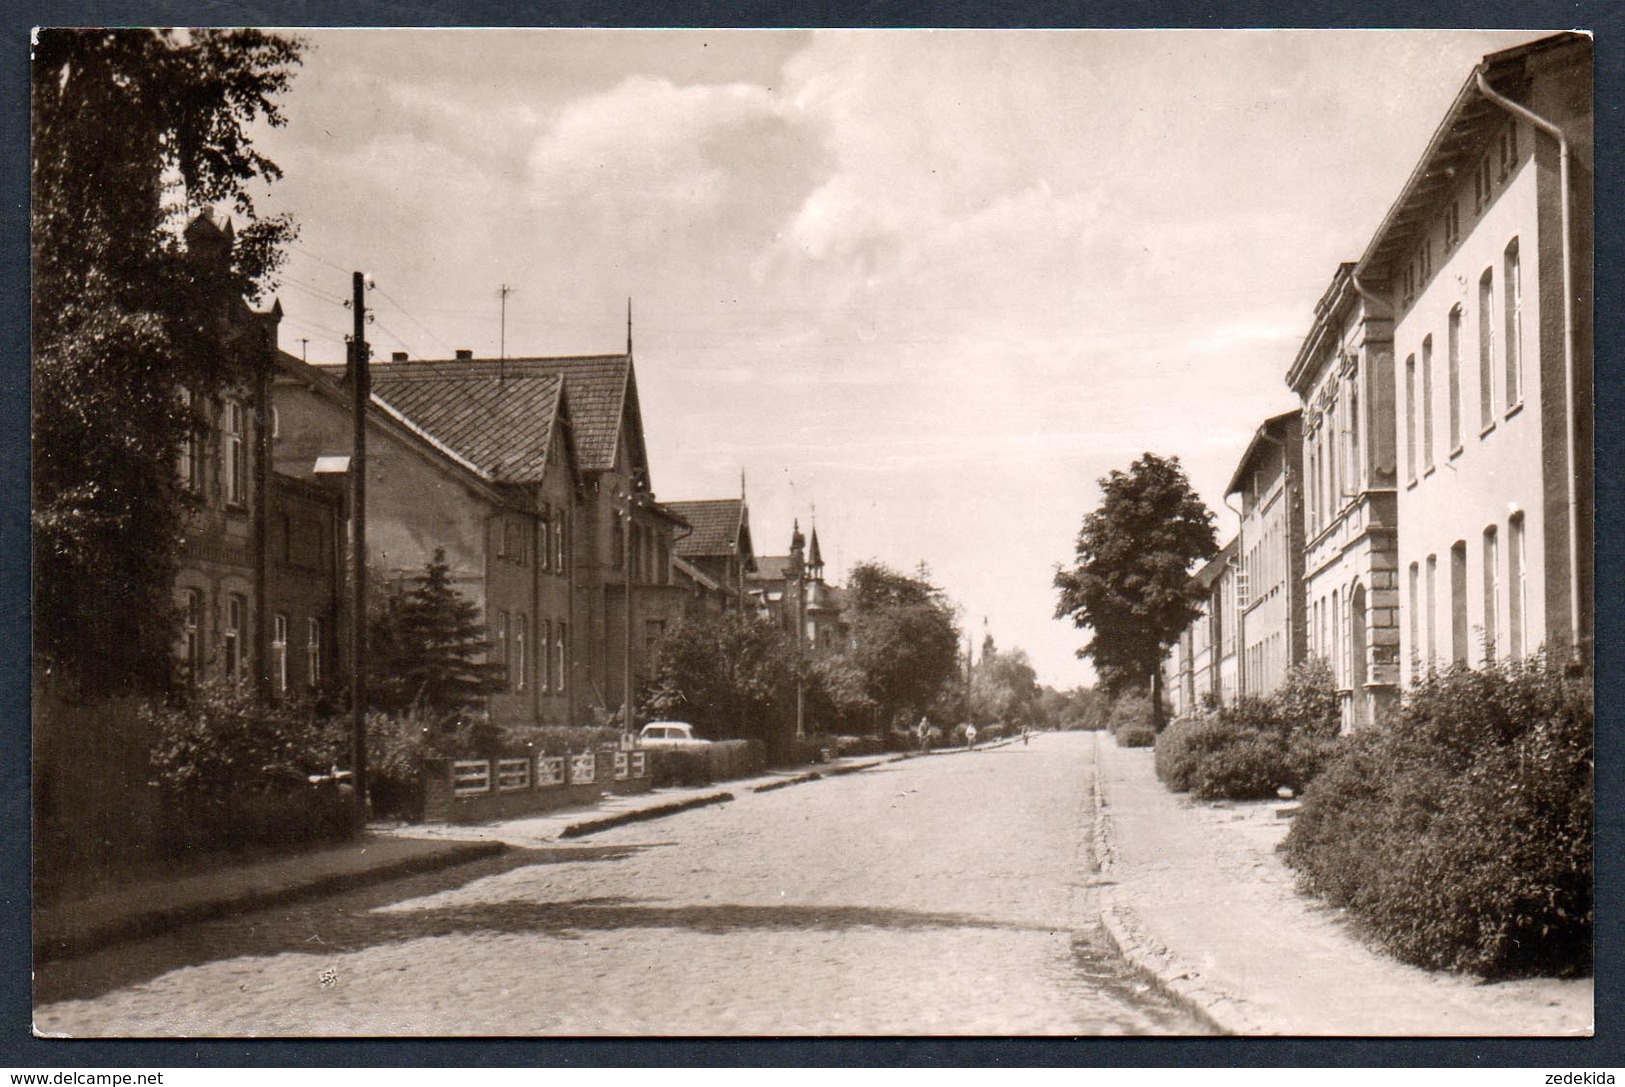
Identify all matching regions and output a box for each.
[665,499,745,558]
[751,556,791,583]
[370,371,564,484]
[333,354,633,473]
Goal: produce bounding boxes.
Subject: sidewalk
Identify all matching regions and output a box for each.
[34,835,506,963]
[33,748,936,963]
[1091,731,1593,1036]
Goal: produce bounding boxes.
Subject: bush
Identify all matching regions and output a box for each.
[1107,690,1155,741]
[145,683,355,852]
[648,739,767,787]
[1114,722,1156,748]
[834,734,888,758]
[1154,660,1344,799]
[1283,654,1591,977]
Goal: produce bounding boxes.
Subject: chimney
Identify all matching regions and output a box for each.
[455,349,474,360]
[391,351,408,362]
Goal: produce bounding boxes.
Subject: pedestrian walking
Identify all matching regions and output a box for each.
[917,715,931,753]
[965,722,978,749]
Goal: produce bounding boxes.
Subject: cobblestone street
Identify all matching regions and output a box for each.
[34,733,1209,1036]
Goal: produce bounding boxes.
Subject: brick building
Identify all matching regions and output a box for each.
[1225,410,1308,702]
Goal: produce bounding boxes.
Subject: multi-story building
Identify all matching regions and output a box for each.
[1226,410,1308,702]
[1184,536,1239,707]
[1286,264,1402,730]
[172,213,340,698]
[1357,32,1593,680]
[749,521,847,651]
[664,496,757,611]
[351,332,686,726]
[274,350,579,728]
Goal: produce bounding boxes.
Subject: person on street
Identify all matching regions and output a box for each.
[965,722,978,749]
[917,716,931,753]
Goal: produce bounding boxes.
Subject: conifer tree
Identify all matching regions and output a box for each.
[371,549,506,719]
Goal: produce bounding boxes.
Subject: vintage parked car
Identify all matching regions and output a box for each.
[637,721,712,748]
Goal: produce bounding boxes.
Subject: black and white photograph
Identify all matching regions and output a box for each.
[29,27,1594,1039]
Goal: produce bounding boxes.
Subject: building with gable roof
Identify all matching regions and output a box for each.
[343,320,687,727]
[1356,32,1592,681]
[1225,409,1308,703]
[748,520,848,651]
[664,495,756,612]
[277,348,583,728]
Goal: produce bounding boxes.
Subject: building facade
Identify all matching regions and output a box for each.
[1359,33,1593,682]
[1287,265,1402,730]
[1226,410,1308,703]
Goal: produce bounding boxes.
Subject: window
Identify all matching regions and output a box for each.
[494,610,510,683]
[554,512,566,572]
[222,400,246,505]
[1478,269,1496,428]
[272,614,289,693]
[1475,155,1494,213]
[1450,542,1469,664]
[1408,563,1421,669]
[508,521,526,566]
[183,588,204,680]
[1425,555,1438,663]
[1483,526,1500,661]
[1447,305,1463,450]
[177,388,202,493]
[1508,513,1527,659]
[612,517,624,569]
[1421,335,1435,471]
[514,613,528,691]
[307,617,322,687]
[1331,589,1341,688]
[540,519,551,572]
[224,593,246,682]
[1498,121,1519,179]
[1404,354,1417,481]
[1444,200,1461,250]
[555,622,567,693]
[1350,385,1361,492]
[1504,238,1523,408]
[539,619,551,691]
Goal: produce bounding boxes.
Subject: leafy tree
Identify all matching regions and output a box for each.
[645,611,797,743]
[970,640,1040,728]
[844,561,963,732]
[1054,453,1217,730]
[369,549,507,720]
[33,29,303,697]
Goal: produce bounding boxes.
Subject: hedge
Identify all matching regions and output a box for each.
[648,739,767,787]
[1282,654,1592,978]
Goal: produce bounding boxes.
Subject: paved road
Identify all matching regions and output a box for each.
[34,732,1210,1036]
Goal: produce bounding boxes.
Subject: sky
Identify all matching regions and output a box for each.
[246,28,1544,688]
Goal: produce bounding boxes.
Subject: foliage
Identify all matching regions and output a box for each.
[645,611,797,744]
[970,639,1040,728]
[1283,654,1592,977]
[803,650,878,735]
[1054,453,1218,726]
[32,29,304,696]
[368,549,508,720]
[146,681,337,799]
[1153,658,1345,799]
[1107,690,1157,747]
[647,739,767,787]
[844,561,963,732]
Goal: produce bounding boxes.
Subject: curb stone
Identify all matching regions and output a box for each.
[1088,731,1253,1035]
[34,839,508,964]
[558,791,734,838]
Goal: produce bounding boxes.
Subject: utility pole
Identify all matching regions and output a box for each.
[349,271,371,821]
[299,337,309,363]
[622,490,637,743]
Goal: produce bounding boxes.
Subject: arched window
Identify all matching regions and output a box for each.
[1504,238,1523,408]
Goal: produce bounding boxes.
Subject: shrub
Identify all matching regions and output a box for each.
[1283,654,1591,977]
[145,683,354,852]
[1114,722,1156,748]
[648,739,767,787]
[1154,711,1227,791]
[1108,690,1155,739]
